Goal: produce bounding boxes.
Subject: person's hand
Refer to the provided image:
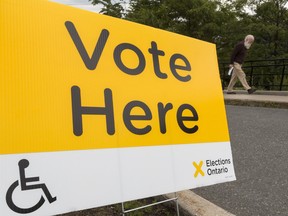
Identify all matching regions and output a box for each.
[229,64,233,68]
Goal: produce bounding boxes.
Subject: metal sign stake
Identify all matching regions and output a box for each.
[121,192,180,216]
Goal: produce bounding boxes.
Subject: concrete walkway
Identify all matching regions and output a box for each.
[223,90,288,109]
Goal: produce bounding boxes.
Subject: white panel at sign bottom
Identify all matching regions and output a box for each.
[0,142,235,216]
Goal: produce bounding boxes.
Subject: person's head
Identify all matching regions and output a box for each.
[244,35,254,49]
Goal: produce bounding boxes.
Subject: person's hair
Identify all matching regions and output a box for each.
[245,35,254,43]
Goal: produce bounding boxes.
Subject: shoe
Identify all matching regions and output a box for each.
[248,88,257,94]
[227,91,236,94]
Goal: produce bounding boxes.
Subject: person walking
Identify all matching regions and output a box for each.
[227,35,257,94]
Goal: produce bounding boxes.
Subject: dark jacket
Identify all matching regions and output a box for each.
[230,41,247,65]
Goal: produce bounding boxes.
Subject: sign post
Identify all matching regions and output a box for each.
[0,0,236,215]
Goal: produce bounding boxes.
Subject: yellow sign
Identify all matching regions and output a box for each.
[0,0,229,155]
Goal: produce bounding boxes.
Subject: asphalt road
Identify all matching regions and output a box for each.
[193,105,288,216]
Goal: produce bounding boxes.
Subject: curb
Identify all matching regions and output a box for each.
[223,91,288,109]
[165,190,235,216]
[224,99,288,109]
[223,90,288,96]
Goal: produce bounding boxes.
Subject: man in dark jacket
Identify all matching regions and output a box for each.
[227,35,256,94]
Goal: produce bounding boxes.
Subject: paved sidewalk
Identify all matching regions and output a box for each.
[223,90,288,109]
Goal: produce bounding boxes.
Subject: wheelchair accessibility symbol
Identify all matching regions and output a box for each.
[6,159,57,214]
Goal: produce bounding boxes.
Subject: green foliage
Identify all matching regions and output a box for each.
[125,0,171,29]
[89,0,124,18]
[126,0,221,41]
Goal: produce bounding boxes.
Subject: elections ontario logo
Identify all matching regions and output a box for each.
[193,158,232,178]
